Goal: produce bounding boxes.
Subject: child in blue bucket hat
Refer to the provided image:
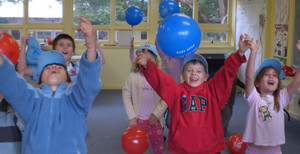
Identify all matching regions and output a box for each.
[0,16,102,154]
[242,39,300,154]
[136,34,251,153]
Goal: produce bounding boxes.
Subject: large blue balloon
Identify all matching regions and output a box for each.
[125,6,143,26]
[159,0,180,19]
[156,14,201,58]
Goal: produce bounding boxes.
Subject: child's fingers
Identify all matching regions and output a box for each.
[76,16,92,32]
[239,34,244,41]
[137,49,143,56]
[76,16,89,24]
[144,47,148,55]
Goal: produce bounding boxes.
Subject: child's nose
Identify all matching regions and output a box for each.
[50,65,57,69]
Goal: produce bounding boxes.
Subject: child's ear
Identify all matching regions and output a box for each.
[181,72,185,81]
[205,74,210,81]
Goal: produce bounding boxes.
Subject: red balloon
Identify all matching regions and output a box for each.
[121,126,149,154]
[47,38,53,45]
[0,31,19,65]
[227,134,247,154]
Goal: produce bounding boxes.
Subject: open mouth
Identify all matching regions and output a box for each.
[50,70,58,74]
[61,51,68,55]
[267,80,275,85]
[190,77,198,82]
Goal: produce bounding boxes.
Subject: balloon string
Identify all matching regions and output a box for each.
[131,29,137,37]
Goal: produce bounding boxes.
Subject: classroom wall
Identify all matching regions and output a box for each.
[92,45,235,89]
[71,0,296,90]
[264,0,295,65]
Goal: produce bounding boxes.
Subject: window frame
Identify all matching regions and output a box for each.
[0,0,236,52]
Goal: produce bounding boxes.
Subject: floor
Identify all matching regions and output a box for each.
[86,90,300,154]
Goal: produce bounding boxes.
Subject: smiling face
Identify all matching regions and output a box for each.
[182,61,209,87]
[255,67,280,95]
[54,38,75,63]
[40,64,68,90]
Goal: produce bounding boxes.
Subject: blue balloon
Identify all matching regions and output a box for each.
[159,0,180,19]
[125,6,143,26]
[156,14,201,58]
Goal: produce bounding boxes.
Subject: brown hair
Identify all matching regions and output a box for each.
[52,34,75,52]
[183,60,206,73]
[254,67,281,112]
[131,51,160,73]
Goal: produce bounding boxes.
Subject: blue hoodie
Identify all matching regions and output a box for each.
[0,51,102,154]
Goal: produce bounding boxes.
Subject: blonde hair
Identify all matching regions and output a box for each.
[130,52,160,73]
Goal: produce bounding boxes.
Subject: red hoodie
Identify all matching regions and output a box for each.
[140,52,246,154]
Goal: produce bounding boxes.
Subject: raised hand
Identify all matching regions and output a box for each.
[76,16,97,61]
[76,16,96,51]
[21,34,29,47]
[250,39,260,52]
[130,37,134,47]
[137,48,149,68]
[238,34,252,56]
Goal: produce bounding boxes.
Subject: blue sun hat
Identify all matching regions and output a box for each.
[135,43,158,56]
[182,54,208,73]
[256,58,285,79]
[38,50,66,78]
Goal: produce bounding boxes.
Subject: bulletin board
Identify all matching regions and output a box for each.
[273,0,289,65]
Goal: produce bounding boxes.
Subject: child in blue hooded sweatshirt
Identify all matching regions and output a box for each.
[0,16,102,154]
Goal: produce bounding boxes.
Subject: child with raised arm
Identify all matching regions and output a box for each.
[123,43,167,154]
[19,32,105,82]
[0,16,102,153]
[136,34,250,154]
[242,39,300,154]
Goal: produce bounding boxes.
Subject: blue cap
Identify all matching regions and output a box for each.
[135,43,158,56]
[38,50,66,78]
[256,58,285,80]
[182,54,208,73]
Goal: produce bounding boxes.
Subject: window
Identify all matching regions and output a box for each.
[0,0,23,24]
[158,0,193,22]
[29,30,62,40]
[0,30,21,40]
[73,0,111,25]
[29,0,63,23]
[1,0,236,50]
[158,0,231,45]
[198,0,228,24]
[115,0,148,23]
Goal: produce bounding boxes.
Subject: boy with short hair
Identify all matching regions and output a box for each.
[136,34,250,153]
[0,16,102,154]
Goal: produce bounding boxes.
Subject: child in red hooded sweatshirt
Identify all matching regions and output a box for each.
[136,34,251,154]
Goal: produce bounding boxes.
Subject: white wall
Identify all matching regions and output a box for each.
[236,0,265,83]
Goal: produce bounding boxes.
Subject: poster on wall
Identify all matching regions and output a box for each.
[274,24,288,63]
[275,0,289,24]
